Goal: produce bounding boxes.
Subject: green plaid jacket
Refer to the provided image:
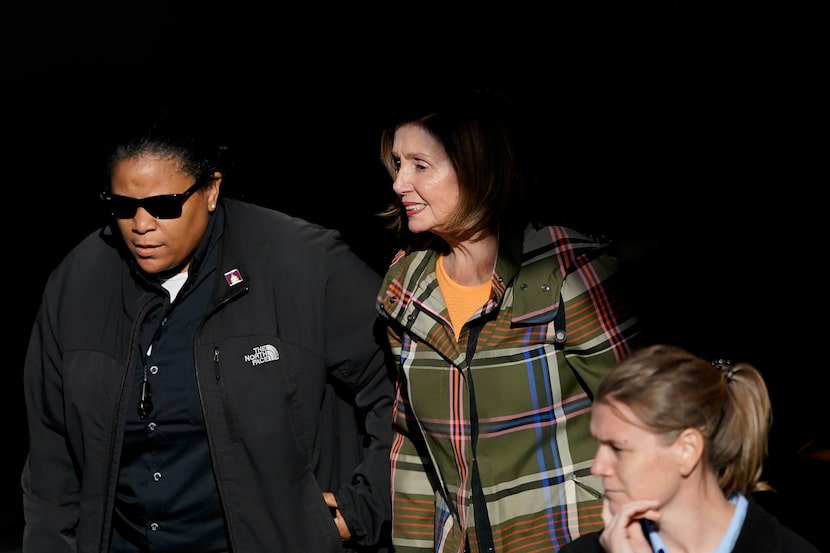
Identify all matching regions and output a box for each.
[376,223,643,553]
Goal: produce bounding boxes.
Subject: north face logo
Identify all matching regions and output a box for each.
[244,344,280,366]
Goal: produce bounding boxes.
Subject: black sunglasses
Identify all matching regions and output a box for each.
[100,178,207,219]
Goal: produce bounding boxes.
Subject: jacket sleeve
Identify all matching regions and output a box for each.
[560,244,644,397]
[21,271,79,553]
[320,237,395,550]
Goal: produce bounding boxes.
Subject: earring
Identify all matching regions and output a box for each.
[211,204,216,209]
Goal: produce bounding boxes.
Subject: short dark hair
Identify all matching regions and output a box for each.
[104,104,232,189]
[378,86,534,246]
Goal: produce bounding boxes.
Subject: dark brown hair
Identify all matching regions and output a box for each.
[378,87,534,248]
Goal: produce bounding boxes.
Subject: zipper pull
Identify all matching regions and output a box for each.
[137,380,153,420]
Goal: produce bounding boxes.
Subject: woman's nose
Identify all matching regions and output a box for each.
[391,172,409,196]
[131,207,159,232]
[590,448,610,477]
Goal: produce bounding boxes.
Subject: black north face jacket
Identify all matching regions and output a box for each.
[21,198,394,552]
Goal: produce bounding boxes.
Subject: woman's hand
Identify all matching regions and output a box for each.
[322,491,352,541]
[598,498,660,553]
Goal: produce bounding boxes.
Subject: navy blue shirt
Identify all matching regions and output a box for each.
[112,214,229,553]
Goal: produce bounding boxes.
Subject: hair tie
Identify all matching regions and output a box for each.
[712,358,736,382]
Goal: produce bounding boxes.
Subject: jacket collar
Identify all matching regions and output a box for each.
[377,221,566,327]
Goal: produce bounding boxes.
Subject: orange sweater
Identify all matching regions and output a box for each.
[436,255,491,340]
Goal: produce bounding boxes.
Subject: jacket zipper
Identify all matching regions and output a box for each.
[212,346,239,442]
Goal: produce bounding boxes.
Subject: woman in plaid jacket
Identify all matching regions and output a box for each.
[374,86,643,553]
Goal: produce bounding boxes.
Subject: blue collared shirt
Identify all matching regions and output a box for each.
[646,494,747,553]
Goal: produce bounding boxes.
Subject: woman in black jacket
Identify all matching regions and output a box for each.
[20,105,394,553]
[559,345,819,553]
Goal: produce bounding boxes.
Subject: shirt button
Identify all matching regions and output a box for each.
[149,365,159,375]
[150,522,159,531]
[153,472,162,482]
[147,422,156,432]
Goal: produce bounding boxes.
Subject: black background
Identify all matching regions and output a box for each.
[2,2,824,551]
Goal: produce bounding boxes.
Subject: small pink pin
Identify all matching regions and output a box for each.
[224,269,243,286]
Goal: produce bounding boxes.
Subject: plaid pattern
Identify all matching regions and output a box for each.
[377,224,642,553]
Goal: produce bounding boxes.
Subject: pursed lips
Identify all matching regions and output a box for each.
[134,243,161,255]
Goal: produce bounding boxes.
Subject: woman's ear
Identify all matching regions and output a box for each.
[207,172,222,210]
[676,427,704,477]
